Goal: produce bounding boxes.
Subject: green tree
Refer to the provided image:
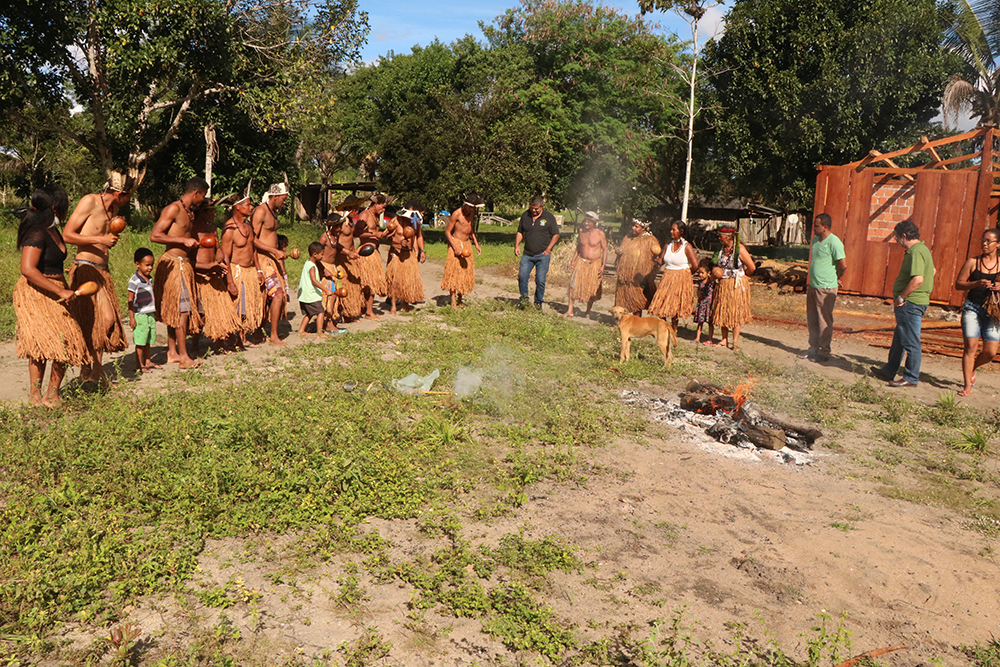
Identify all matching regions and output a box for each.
[638,0,721,222]
[703,0,960,208]
[0,0,367,179]
[941,0,1000,128]
[483,0,683,211]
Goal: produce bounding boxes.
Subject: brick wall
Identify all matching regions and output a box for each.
[866,177,914,241]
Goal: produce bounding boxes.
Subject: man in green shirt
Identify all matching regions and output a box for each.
[802,213,847,362]
[871,220,934,387]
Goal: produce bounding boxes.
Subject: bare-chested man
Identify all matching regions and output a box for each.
[192,202,241,352]
[441,193,484,308]
[222,195,264,348]
[353,194,392,320]
[62,170,134,386]
[253,183,289,346]
[319,214,363,327]
[150,177,208,369]
[565,211,608,318]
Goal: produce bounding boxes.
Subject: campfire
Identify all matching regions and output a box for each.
[622,379,822,465]
[679,378,821,451]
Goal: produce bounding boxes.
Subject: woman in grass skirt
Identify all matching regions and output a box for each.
[14,187,91,407]
[710,225,756,351]
[649,221,698,328]
[614,220,660,315]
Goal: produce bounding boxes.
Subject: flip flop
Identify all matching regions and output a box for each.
[958,388,973,397]
[972,373,977,386]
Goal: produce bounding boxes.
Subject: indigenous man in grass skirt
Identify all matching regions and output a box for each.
[405,198,428,266]
[384,205,424,314]
[222,193,264,348]
[15,187,91,407]
[353,193,392,320]
[320,212,364,326]
[565,211,607,318]
[441,194,484,308]
[711,224,756,351]
[614,219,660,316]
[192,200,242,351]
[150,177,208,369]
[253,183,290,346]
[63,170,135,387]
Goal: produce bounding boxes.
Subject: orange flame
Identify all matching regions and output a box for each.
[726,376,757,414]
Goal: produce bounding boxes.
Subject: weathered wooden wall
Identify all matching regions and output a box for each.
[814,165,996,307]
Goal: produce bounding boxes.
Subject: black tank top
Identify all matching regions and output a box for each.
[968,256,1000,306]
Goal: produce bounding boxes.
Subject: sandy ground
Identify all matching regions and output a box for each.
[9,256,1000,665]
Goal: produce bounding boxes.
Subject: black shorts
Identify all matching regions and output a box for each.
[300,300,324,317]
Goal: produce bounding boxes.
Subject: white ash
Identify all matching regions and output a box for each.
[621,390,813,466]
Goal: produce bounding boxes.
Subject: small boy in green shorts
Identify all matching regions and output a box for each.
[128,247,162,372]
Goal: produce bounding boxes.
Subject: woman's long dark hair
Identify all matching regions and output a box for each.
[16,189,56,250]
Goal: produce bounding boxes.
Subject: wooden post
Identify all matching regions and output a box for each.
[973,128,995,230]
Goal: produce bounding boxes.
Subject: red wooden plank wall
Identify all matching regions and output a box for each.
[813,166,983,306]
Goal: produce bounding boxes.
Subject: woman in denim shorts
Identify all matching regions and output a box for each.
[954,228,1000,396]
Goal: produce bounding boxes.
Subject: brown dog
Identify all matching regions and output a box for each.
[611,306,675,365]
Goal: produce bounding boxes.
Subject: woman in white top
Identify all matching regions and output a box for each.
[649,221,699,329]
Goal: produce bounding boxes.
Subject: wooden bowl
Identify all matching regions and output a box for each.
[402,226,415,239]
[288,248,301,259]
[461,246,472,258]
[711,266,724,280]
[358,243,376,257]
[109,216,127,234]
[75,281,100,297]
[199,235,217,248]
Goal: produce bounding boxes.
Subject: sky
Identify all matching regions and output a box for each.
[358,0,728,63]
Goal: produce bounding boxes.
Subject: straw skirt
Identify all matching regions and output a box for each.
[711,275,752,328]
[68,261,128,354]
[386,249,424,303]
[569,258,603,301]
[14,275,91,365]
[441,243,475,294]
[648,269,694,320]
[195,270,242,340]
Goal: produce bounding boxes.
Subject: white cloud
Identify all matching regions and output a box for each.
[698,5,726,46]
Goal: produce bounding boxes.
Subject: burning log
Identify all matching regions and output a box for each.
[679,378,822,450]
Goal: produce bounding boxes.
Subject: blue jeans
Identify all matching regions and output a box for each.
[880,300,927,384]
[518,253,551,305]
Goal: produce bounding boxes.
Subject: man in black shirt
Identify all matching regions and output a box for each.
[513,196,560,308]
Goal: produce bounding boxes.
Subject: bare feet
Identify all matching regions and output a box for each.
[959,387,973,397]
[178,358,202,369]
[144,362,163,370]
[364,313,382,321]
[712,340,727,347]
[42,395,62,408]
[269,337,287,347]
[562,310,573,318]
[166,353,181,364]
[29,394,45,406]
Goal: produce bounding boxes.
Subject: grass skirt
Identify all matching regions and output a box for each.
[321,258,364,320]
[14,275,92,365]
[259,255,287,319]
[195,270,242,340]
[648,269,694,319]
[386,248,424,303]
[569,258,603,301]
[614,234,658,313]
[355,249,387,296]
[441,243,475,294]
[68,261,128,354]
[154,254,203,330]
[230,265,264,333]
[711,275,752,328]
